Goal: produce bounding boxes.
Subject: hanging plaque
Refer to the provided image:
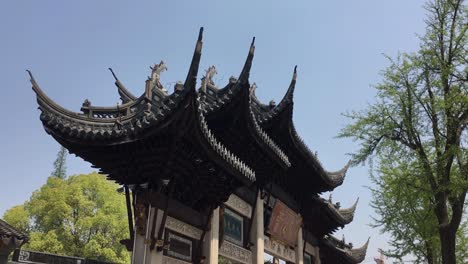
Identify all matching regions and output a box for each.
[267,200,302,247]
[223,208,244,246]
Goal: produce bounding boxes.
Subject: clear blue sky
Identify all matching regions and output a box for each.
[0,0,427,262]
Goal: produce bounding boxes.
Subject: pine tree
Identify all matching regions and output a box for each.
[51,146,67,179]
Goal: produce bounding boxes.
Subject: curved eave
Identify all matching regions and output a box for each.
[290,122,350,191]
[307,196,358,231]
[31,71,184,144]
[196,93,256,183]
[329,197,359,225]
[182,28,256,184]
[251,67,348,191]
[246,88,291,168]
[322,236,370,264]
[201,38,290,169]
[255,66,296,124]
[109,68,137,103]
[202,37,256,114]
[28,31,195,145]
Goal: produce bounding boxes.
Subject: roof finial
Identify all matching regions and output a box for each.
[293,65,297,81]
[198,27,204,41]
[184,28,204,91]
[238,38,256,84]
[26,69,35,81]
[250,37,255,54]
[108,68,118,81]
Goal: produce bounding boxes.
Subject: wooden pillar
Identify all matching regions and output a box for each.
[251,191,264,264]
[295,227,303,264]
[203,207,219,264]
[147,208,164,264]
[131,199,148,264]
[0,252,9,264]
[131,196,164,264]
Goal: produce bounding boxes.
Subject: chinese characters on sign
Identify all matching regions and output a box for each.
[267,200,302,247]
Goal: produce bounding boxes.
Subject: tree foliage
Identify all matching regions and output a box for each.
[339,0,467,263]
[51,146,68,179]
[3,173,130,263]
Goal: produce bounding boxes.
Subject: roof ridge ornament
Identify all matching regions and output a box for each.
[249,82,257,97]
[201,65,217,94]
[149,61,168,92]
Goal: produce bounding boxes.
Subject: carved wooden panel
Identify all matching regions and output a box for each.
[219,240,252,264]
[165,216,202,240]
[162,255,192,264]
[224,194,252,218]
[264,236,296,263]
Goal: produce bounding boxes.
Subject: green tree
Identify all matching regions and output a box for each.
[339,0,467,263]
[3,173,130,263]
[3,205,30,234]
[51,146,68,179]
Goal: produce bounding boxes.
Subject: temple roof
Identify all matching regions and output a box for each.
[0,219,28,249]
[30,28,355,218]
[30,28,258,211]
[107,59,348,193]
[320,235,370,264]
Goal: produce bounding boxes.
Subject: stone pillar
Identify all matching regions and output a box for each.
[295,227,303,264]
[203,207,219,264]
[251,192,264,264]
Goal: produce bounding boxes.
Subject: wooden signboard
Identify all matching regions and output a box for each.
[267,200,302,247]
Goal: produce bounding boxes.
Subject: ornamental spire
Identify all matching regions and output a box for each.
[238,37,255,85]
[184,27,204,91]
[282,65,297,104]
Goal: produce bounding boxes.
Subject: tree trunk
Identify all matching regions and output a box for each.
[439,227,456,264]
[425,243,434,264]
